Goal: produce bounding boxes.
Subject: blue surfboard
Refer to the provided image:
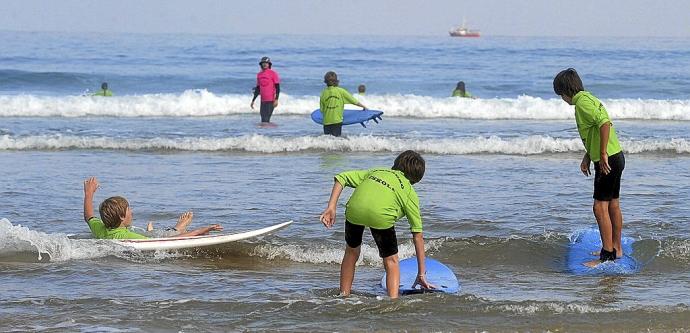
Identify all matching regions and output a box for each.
[567,228,640,275]
[381,258,460,295]
[311,109,383,127]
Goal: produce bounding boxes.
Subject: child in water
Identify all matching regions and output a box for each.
[320,150,435,298]
[553,68,625,267]
[83,177,222,239]
[319,71,368,137]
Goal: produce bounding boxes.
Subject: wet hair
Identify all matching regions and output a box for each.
[455,81,466,94]
[392,150,425,184]
[101,82,108,90]
[324,71,339,87]
[553,68,584,98]
[99,196,129,229]
[358,84,366,93]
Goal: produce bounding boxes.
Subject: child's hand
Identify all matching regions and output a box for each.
[84,177,100,195]
[412,274,437,290]
[599,153,611,175]
[580,156,591,176]
[207,224,223,232]
[319,207,337,228]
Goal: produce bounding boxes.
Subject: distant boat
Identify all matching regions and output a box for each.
[449,18,480,37]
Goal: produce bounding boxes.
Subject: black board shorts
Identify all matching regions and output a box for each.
[259,101,275,123]
[323,123,342,137]
[345,220,398,258]
[593,151,625,201]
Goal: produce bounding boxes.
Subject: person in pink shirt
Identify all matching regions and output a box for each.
[250,56,281,124]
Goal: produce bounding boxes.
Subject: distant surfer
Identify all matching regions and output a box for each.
[357,84,366,95]
[553,68,625,268]
[92,82,113,96]
[83,177,223,239]
[250,56,281,125]
[319,71,368,137]
[320,150,436,298]
[451,81,473,98]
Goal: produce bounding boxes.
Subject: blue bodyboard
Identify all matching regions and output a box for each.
[381,258,460,295]
[567,228,640,275]
[311,109,383,127]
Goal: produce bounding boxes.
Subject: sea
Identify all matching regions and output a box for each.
[1,31,690,332]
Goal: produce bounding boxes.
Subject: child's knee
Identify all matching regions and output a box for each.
[345,245,361,256]
[609,199,621,210]
[593,201,608,215]
[382,254,399,267]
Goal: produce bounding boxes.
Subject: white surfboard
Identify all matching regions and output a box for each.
[116,221,292,251]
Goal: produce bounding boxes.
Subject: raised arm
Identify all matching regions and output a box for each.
[320,180,344,228]
[83,177,100,223]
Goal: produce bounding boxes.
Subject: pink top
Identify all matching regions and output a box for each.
[256,68,280,102]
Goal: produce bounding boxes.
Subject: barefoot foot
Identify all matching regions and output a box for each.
[583,259,602,268]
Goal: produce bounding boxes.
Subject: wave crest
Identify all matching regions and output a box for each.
[2,91,690,120]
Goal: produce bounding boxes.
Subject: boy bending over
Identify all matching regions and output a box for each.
[320,150,435,298]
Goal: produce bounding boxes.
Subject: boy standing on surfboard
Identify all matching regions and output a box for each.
[319,150,435,298]
[319,71,368,137]
[553,68,625,267]
[83,177,223,239]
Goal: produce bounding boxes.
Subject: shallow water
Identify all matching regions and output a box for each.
[2,32,690,332]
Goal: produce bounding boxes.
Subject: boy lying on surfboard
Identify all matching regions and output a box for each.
[83,177,222,240]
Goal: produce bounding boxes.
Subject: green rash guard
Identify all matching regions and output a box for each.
[335,168,423,232]
[92,89,113,96]
[452,89,472,98]
[573,91,622,162]
[87,217,148,239]
[319,86,360,125]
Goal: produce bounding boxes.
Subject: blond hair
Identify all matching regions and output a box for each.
[99,196,129,229]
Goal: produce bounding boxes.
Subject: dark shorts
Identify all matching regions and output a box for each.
[323,123,342,137]
[260,101,275,123]
[593,151,625,201]
[344,220,398,258]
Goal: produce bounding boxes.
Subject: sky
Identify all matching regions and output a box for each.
[1,0,689,37]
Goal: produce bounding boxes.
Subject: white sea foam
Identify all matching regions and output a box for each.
[1,133,689,155]
[2,91,690,120]
[250,239,445,266]
[0,218,121,261]
[0,218,181,262]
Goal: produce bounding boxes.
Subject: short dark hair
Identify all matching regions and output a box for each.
[553,68,584,98]
[99,196,129,229]
[358,84,366,92]
[101,82,108,90]
[324,71,339,87]
[392,150,425,184]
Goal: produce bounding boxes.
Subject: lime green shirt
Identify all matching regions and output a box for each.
[319,86,359,125]
[335,168,422,232]
[573,91,622,162]
[92,89,113,96]
[452,89,472,98]
[87,217,148,239]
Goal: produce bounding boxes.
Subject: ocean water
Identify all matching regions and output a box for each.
[1,31,690,332]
